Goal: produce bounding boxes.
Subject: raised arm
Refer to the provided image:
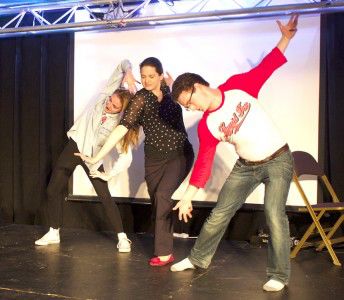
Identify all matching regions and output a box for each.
[218,14,298,98]
[101,59,136,98]
[276,14,298,54]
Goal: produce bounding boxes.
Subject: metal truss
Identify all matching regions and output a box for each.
[0,0,344,38]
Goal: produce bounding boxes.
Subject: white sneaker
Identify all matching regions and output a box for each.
[170,258,195,272]
[117,238,132,253]
[35,227,60,246]
[263,279,285,292]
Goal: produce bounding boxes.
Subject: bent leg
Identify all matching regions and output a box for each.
[153,152,194,256]
[47,140,80,228]
[84,164,124,234]
[189,162,259,268]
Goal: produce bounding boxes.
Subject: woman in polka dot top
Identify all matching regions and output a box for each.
[77,57,194,267]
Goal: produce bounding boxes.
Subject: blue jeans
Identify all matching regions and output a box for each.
[189,150,293,284]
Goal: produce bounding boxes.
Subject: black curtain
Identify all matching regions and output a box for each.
[0,34,73,224]
[319,13,344,200]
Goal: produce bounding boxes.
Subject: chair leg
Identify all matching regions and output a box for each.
[293,176,341,266]
[290,211,324,258]
[316,214,344,252]
[290,222,316,258]
[309,213,341,266]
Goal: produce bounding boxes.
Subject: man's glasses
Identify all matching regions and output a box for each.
[185,86,195,111]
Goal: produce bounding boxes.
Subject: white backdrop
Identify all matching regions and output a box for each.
[73,15,320,205]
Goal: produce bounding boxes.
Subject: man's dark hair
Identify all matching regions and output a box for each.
[171,73,209,102]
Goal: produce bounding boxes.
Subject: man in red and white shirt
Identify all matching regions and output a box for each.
[170,15,298,292]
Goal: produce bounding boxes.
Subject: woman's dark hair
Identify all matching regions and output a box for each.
[171,72,209,102]
[139,57,163,75]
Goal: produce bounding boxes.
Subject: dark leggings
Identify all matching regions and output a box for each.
[145,150,194,256]
[47,139,124,233]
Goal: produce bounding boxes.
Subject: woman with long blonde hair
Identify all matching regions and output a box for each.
[35,60,138,253]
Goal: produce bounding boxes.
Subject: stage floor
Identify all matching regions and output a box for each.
[0,224,344,300]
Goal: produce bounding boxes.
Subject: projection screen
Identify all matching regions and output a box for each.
[73,15,320,206]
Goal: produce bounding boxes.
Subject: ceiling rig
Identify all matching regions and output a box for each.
[0,0,343,38]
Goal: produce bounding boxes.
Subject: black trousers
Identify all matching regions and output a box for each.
[46,139,124,233]
[145,150,194,256]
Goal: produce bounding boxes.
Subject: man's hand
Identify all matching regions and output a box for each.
[122,69,138,94]
[74,153,97,165]
[172,184,199,223]
[277,14,299,40]
[276,14,299,53]
[89,170,111,181]
[173,200,193,223]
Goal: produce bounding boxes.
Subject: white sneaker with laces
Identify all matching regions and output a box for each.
[35,227,60,246]
[263,279,285,292]
[170,258,195,272]
[117,238,132,253]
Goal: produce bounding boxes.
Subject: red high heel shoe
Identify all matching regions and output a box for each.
[149,255,175,266]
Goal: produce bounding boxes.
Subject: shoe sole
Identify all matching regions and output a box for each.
[263,287,285,292]
[118,248,131,253]
[149,260,175,267]
[35,240,60,246]
[170,266,195,272]
[263,285,285,292]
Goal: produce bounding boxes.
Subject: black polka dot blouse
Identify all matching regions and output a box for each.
[120,85,192,159]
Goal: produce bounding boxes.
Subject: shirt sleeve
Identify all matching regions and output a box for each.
[70,59,132,134]
[189,118,220,188]
[119,91,145,129]
[108,144,133,178]
[218,47,287,98]
[100,59,132,100]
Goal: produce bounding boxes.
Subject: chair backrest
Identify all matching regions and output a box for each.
[292,151,341,203]
[292,151,324,177]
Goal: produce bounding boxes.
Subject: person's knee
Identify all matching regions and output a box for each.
[265,204,286,220]
[47,171,68,199]
[47,184,65,201]
[265,208,288,232]
[153,191,173,219]
[154,190,173,203]
[98,195,113,208]
[46,184,55,200]
[206,209,229,227]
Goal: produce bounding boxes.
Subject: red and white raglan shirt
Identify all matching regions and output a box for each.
[189,47,288,189]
